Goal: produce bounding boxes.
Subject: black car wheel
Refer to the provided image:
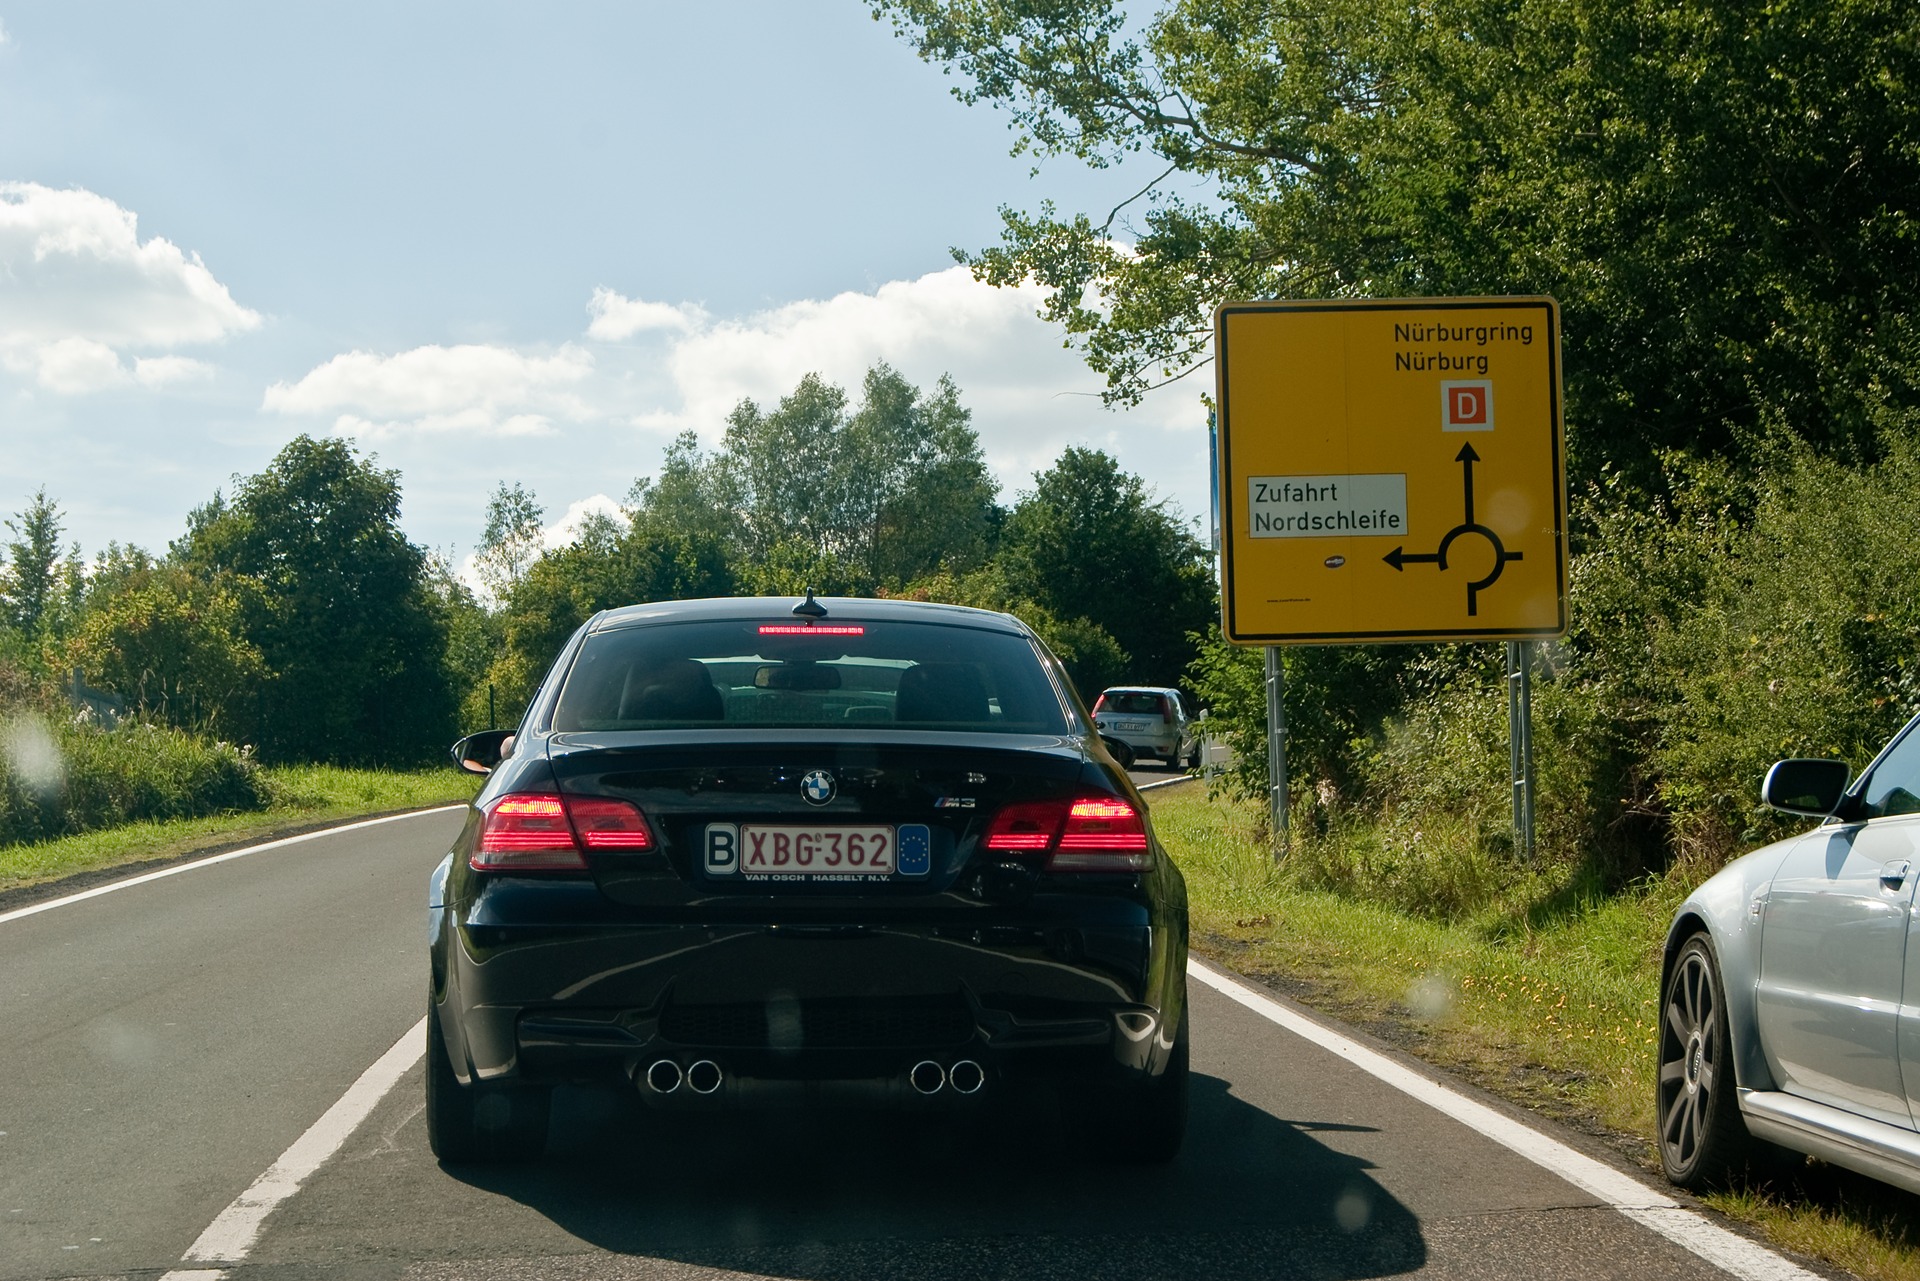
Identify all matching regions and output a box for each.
[426,1002,550,1163]
[1067,1003,1189,1163]
[1657,933,1762,1188]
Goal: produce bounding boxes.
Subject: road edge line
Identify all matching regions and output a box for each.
[1138,775,1198,791]
[1187,957,1818,1281]
[0,806,467,928]
[178,1017,428,1267]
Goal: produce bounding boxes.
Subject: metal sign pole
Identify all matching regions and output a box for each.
[1505,641,1535,859]
[1265,646,1289,857]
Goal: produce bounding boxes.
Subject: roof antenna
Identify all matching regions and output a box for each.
[792,588,828,620]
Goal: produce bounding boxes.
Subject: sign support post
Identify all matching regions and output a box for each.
[1264,647,1288,856]
[1505,641,1536,860]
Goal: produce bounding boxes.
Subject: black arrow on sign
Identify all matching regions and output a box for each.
[1456,441,1479,525]
[1382,546,1441,571]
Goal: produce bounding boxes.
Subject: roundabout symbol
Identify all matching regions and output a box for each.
[1381,442,1523,617]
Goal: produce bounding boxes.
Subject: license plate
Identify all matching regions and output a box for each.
[1109,720,1148,732]
[704,823,929,879]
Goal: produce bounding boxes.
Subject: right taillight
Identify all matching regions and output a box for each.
[982,795,1150,871]
[1053,797,1150,870]
[471,792,654,871]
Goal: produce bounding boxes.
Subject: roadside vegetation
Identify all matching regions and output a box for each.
[0,763,476,895]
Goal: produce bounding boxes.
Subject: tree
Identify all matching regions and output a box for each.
[875,0,1920,484]
[486,513,735,721]
[65,556,266,734]
[1001,447,1215,682]
[423,549,502,732]
[640,364,1001,591]
[898,560,1131,697]
[2,489,67,636]
[177,435,456,764]
[861,369,1000,584]
[473,482,546,604]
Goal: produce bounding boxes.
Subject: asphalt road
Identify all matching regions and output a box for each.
[0,805,1805,1281]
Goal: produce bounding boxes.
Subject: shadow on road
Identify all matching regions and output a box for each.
[442,1072,1426,1280]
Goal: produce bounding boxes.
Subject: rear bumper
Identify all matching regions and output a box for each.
[1099,728,1183,757]
[434,909,1184,1096]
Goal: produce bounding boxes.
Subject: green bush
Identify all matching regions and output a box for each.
[1652,439,1920,858]
[1282,655,1624,920]
[0,714,269,846]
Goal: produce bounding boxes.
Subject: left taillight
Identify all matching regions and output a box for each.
[982,795,1151,872]
[471,792,653,872]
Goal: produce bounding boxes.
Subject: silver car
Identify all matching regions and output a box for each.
[1659,708,1920,1192]
[1092,686,1200,770]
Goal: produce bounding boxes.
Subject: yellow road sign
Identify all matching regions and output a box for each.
[1215,298,1566,644]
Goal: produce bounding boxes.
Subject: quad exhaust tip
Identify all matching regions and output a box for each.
[909,1060,946,1095]
[948,1059,985,1095]
[643,1059,682,1094]
[686,1059,724,1095]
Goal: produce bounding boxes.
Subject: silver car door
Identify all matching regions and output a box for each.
[1756,817,1918,1128]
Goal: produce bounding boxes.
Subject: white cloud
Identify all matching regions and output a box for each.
[585,287,705,340]
[276,268,1209,551]
[133,354,215,387]
[0,183,260,394]
[543,493,628,548]
[19,337,126,394]
[264,342,595,437]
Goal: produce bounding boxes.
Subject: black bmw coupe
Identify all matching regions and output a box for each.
[427,595,1190,1163]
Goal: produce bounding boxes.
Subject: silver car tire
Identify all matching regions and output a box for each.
[1657,933,1762,1188]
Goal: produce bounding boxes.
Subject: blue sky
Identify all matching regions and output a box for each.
[0,2,1210,579]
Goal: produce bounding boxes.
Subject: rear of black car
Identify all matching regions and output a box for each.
[426,598,1189,1162]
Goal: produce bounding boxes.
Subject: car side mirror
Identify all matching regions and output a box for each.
[1761,758,1851,817]
[1099,734,1136,769]
[452,729,515,775]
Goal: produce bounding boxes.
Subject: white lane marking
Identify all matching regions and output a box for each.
[177,1017,427,1268]
[0,807,466,927]
[1189,958,1817,1281]
[1137,775,1196,791]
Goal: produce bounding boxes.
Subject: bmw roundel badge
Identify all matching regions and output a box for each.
[800,769,836,806]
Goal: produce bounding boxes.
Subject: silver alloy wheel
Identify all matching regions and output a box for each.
[1658,943,1719,1173]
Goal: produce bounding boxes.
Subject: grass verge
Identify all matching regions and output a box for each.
[0,764,478,897]
[1151,781,1920,1281]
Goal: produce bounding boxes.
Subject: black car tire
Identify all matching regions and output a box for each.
[426,1003,550,1163]
[1068,1004,1189,1164]
[1657,933,1770,1189]
[1183,740,1202,771]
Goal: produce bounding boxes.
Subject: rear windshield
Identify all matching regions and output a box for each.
[1098,691,1165,716]
[551,619,1070,735]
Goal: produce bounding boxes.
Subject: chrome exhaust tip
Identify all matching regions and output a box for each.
[908,1060,946,1095]
[686,1059,723,1095]
[947,1059,986,1095]
[643,1059,683,1094]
